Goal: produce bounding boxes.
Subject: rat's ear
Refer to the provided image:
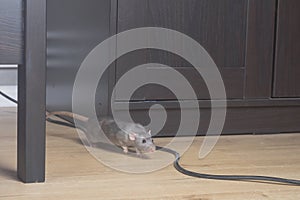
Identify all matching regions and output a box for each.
[129,132,136,141]
[148,130,152,136]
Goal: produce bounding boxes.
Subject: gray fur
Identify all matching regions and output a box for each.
[47,111,156,155]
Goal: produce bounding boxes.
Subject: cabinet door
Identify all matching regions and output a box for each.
[47,0,111,116]
[116,0,275,101]
[273,0,300,97]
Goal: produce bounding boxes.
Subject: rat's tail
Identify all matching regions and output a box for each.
[46,111,89,122]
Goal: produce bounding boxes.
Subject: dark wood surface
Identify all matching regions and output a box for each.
[245,0,276,99]
[147,0,247,69]
[46,0,300,137]
[17,0,46,183]
[116,60,244,100]
[115,100,300,136]
[273,0,300,97]
[0,0,23,64]
[116,0,272,100]
[46,0,111,117]
[113,0,300,135]
[118,0,248,68]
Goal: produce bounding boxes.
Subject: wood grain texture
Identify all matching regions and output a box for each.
[273,0,300,97]
[116,0,248,100]
[118,0,248,68]
[116,64,244,100]
[46,0,112,117]
[114,100,300,136]
[1,108,300,199]
[147,0,248,68]
[245,0,276,98]
[0,0,23,64]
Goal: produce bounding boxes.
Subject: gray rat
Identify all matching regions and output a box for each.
[46,111,156,155]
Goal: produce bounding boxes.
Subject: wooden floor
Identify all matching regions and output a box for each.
[0,108,300,200]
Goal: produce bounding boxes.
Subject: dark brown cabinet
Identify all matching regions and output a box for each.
[116,0,275,100]
[273,0,300,97]
[47,0,300,136]
[117,0,248,100]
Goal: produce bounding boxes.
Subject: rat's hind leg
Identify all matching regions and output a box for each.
[122,146,128,153]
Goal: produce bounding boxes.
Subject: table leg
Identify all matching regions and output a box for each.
[17,0,46,183]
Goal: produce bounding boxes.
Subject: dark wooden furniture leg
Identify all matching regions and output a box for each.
[17,0,46,183]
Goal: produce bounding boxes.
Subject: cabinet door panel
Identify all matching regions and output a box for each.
[47,0,111,116]
[116,60,244,100]
[116,0,275,101]
[147,0,247,68]
[273,0,300,97]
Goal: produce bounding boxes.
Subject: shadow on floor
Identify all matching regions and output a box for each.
[49,132,150,159]
[0,162,18,181]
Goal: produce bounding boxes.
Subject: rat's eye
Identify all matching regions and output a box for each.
[142,139,146,143]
